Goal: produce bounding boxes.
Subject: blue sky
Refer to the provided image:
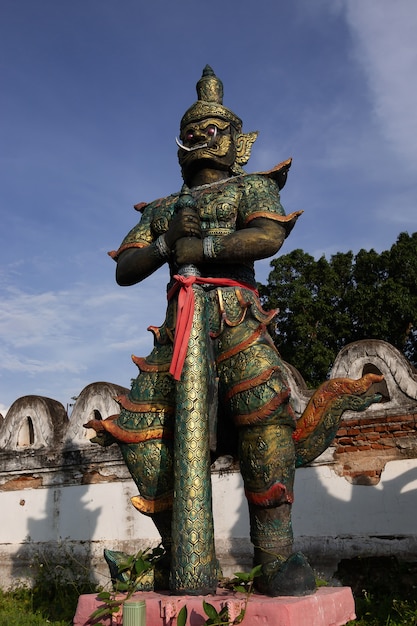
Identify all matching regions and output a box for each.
[1,0,416,415]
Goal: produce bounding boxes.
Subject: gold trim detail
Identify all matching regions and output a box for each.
[233,389,291,426]
[131,493,173,515]
[115,395,174,414]
[216,324,265,363]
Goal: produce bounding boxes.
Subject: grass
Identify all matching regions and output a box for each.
[0,544,98,626]
[0,574,96,626]
[0,587,70,626]
[337,556,417,625]
[1,555,416,625]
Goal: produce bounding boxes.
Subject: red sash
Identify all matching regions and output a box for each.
[167,275,257,380]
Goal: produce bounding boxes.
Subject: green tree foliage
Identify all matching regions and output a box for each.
[259,232,417,387]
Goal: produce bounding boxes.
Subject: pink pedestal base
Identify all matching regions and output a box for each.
[74,586,355,626]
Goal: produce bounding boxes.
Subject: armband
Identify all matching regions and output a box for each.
[203,236,217,260]
[155,234,171,259]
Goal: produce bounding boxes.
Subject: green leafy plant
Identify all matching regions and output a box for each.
[89,545,165,625]
[177,565,262,626]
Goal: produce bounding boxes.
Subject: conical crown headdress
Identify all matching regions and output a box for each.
[180,65,242,131]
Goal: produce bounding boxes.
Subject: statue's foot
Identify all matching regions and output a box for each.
[104,549,155,592]
[103,548,172,592]
[255,552,316,597]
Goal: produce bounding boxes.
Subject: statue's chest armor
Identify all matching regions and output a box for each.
[193,183,243,236]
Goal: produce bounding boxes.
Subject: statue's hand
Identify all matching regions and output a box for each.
[173,237,204,266]
[165,209,201,249]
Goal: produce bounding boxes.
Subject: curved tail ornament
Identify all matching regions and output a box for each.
[293,373,384,468]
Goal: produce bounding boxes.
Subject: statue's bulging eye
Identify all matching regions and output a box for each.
[207,125,216,136]
[185,131,194,142]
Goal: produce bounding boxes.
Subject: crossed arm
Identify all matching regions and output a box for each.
[116,208,286,286]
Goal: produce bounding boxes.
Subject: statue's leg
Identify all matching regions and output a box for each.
[119,432,174,544]
[97,356,176,588]
[239,422,314,595]
[217,320,315,595]
[119,432,174,589]
[239,422,295,562]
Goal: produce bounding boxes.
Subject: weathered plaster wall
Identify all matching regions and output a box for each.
[1,340,416,588]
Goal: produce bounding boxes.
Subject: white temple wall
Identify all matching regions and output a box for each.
[1,340,416,589]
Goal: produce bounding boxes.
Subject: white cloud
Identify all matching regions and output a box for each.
[344,1,417,171]
[0,272,168,408]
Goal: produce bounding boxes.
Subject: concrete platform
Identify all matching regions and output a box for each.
[74,586,356,625]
